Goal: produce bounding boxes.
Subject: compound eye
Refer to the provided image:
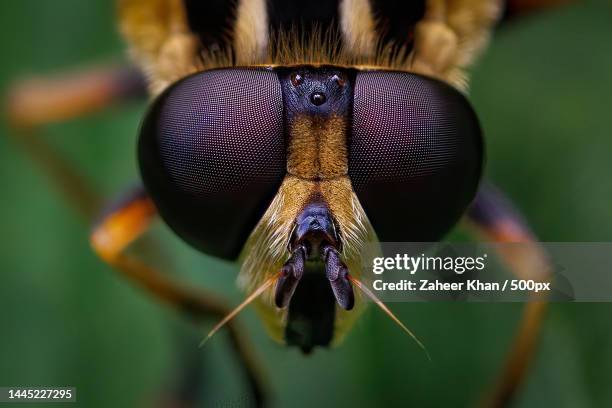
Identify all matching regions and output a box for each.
[138,69,285,259]
[350,71,483,241]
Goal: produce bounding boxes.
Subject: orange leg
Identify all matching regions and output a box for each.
[465,183,550,408]
[4,64,146,218]
[90,187,266,407]
[6,64,146,129]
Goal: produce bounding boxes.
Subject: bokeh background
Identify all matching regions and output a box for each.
[1,1,611,407]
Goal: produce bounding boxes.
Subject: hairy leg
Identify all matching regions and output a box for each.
[465,183,550,408]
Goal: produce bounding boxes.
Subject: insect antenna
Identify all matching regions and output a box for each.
[349,275,431,361]
[200,272,281,347]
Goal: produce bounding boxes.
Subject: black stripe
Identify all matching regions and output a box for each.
[370,0,426,51]
[268,0,340,35]
[183,0,237,50]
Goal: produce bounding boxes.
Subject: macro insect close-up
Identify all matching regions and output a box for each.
[1,0,612,407]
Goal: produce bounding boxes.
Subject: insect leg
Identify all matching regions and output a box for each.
[6,64,146,128]
[4,65,147,218]
[464,182,550,408]
[90,185,267,407]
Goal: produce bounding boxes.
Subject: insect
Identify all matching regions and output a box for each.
[6,0,567,406]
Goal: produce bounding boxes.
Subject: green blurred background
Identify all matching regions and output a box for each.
[1,1,611,407]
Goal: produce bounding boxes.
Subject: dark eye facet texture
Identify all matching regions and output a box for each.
[138,69,285,259]
[350,71,483,241]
